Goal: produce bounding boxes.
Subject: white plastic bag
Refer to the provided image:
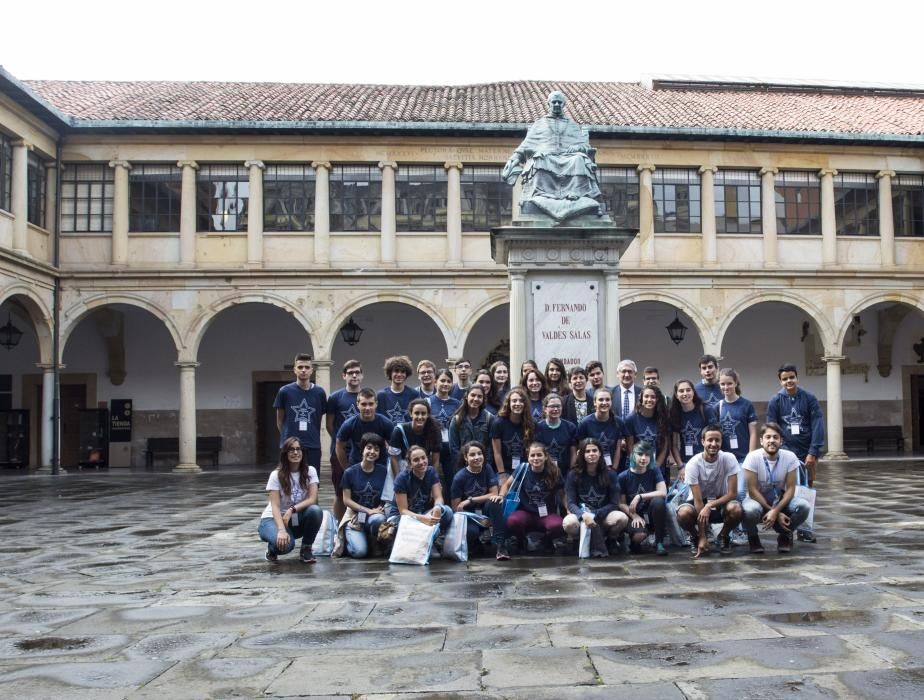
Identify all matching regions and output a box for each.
[578,522,591,559]
[311,509,337,556]
[389,515,439,565]
[442,512,470,562]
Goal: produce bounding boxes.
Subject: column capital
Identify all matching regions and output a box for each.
[311,359,334,369]
[637,163,656,173]
[444,161,463,171]
[378,160,398,170]
[818,168,838,178]
[44,161,58,171]
[108,159,132,170]
[876,169,896,180]
[175,361,200,369]
[244,160,265,170]
[759,166,779,176]
[822,355,846,363]
[604,270,620,281]
[36,363,56,371]
[176,160,199,170]
[698,165,718,175]
[510,270,527,281]
[311,161,332,171]
[11,139,34,151]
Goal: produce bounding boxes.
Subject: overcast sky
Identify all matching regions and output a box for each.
[4,0,923,87]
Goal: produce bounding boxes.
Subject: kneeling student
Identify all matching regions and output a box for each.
[450,441,502,556]
[563,438,628,557]
[617,441,668,555]
[677,424,743,557]
[340,433,390,558]
[741,422,811,554]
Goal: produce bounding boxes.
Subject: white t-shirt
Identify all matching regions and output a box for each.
[684,451,739,501]
[261,467,319,519]
[741,448,799,502]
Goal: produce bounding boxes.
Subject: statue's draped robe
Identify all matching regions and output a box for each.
[507,116,603,222]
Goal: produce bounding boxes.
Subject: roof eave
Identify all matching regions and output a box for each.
[0,66,73,129]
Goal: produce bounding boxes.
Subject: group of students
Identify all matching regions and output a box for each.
[259,352,824,563]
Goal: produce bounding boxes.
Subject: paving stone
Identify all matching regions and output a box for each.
[238,626,447,653]
[443,623,550,651]
[481,647,597,689]
[127,656,289,699]
[837,666,924,699]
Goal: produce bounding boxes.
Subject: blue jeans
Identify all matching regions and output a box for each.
[258,504,323,555]
[742,496,810,536]
[345,513,387,558]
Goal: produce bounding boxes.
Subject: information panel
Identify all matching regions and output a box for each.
[532,280,598,369]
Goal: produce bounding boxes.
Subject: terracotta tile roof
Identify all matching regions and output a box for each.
[20,78,924,137]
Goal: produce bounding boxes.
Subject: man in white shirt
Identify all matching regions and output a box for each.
[741,422,811,554]
[677,424,742,557]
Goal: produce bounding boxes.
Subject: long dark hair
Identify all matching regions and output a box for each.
[520,368,549,402]
[452,384,486,426]
[526,441,561,490]
[669,379,707,430]
[275,437,309,497]
[640,386,671,453]
[456,440,487,472]
[488,361,510,409]
[544,357,570,396]
[405,398,442,448]
[573,437,610,488]
[498,387,535,445]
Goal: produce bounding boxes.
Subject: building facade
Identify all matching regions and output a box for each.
[2,71,923,469]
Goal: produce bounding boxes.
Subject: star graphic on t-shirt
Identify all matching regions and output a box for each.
[526,479,546,505]
[531,406,543,421]
[639,426,658,444]
[720,411,739,438]
[410,484,430,512]
[355,480,380,508]
[596,432,614,456]
[340,404,359,422]
[385,404,407,424]
[681,420,700,448]
[463,480,487,499]
[290,399,315,426]
[546,438,564,462]
[434,407,453,429]
[782,407,803,433]
[578,484,605,507]
[504,433,524,459]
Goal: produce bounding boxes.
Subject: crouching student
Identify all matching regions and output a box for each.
[493,442,565,560]
[563,438,628,557]
[450,441,502,557]
[387,445,453,550]
[676,424,743,558]
[741,422,811,554]
[617,441,668,555]
[340,433,389,558]
[258,437,323,563]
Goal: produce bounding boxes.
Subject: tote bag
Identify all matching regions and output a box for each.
[388,514,439,565]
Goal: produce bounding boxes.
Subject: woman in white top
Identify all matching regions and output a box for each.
[258,437,324,563]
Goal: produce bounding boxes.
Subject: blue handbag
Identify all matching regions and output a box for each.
[502,464,529,519]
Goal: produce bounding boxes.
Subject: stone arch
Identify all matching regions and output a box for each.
[186,292,317,361]
[0,284,54,364]
[716,291,836,357]
[319,291,454,360]
[618,290,714,352]
[456,293,510,358]
[60,293,183,361]
[836,291,924,352]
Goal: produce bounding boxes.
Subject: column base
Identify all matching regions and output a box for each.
[821,451,849,462]
[173,463,202,473]
[32,465,66,475]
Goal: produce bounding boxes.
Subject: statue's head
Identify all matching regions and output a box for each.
[547,91,566,117]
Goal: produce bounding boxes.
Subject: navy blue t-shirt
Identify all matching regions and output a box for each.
[695,381,722,412]
[535,420,578,476]
[564,469,619,517]
[429,395,462,442]
[489,417,527,474]
[717,397,757,461]
[376,386,420,424]
[512,467,561,515]
[451,465,499,503]
[617,467,665,513]
[326,388,360,455]
[340,463,388,508]
[672,404,716,461]
[336,414,394,466]
[273,382,327,449]
[450,383,472,401]
[575,414,625,469]
[393,465,441,513]
[623,411,664,452]
[529,398,544,422]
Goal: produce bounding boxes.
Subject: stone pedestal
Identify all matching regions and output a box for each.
[491,222,638,374]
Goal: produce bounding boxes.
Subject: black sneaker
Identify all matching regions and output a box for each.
[299,546,317,563]
[748,534,765,554]
[264,545,277,562]
[719,535,732,555]
[797,531,817,543]
[495,544,510,561]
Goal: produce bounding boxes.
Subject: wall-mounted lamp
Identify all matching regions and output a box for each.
[0,313,23,350]
[666,311,687,346]
[339,316,364,346]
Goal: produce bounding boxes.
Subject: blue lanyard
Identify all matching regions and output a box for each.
[761,455,778,486]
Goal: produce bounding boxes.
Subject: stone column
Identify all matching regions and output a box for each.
[444,161,463,265]
[245,160,265,266]
[378,161,397,264]
[312,358,334,462]
[311,161,331,265]
[760,167,779,267]
[174,361,201,473]
[512,175,523,220]
[637,164,655,264]
[177,160,199,266]
[38,363,55,469]
[44,162,57,236]
[604,271,621,385]
[509,270,527,379]
[819,168,838,266]
[109,160,132,265]
[10,140,31,254]
[876,170,896,267]
[699,166,717,264]
[823,355,848,460]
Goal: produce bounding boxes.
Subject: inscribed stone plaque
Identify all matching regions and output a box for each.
[532,281,598,369]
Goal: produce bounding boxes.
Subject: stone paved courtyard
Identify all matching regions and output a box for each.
[0,460,923,699]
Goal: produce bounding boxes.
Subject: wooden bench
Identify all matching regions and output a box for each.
[843,426,904,453]
[146,436,223,467]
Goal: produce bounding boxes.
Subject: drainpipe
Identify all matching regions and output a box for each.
[51,139,61,475]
